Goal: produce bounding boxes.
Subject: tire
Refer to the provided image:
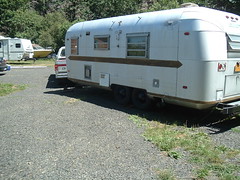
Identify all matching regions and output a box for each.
[132,89,152,110]
[113,85,132,105]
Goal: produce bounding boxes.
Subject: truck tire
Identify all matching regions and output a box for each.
[132,89,152,110]
[113,85,131,105]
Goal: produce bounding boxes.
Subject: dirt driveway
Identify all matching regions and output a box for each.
[0,67,239,179]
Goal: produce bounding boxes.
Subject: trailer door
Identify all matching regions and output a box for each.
[0,41,2,57]
[2,40,9,60]
[224,33,240,97]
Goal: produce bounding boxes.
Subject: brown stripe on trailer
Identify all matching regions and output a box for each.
[69,56,182,68]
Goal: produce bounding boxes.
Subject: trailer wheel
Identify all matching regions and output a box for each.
[113,85,132,105]
[132,89,152,110]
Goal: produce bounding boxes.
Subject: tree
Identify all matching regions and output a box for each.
[85,0,142,20]
[232,0,240,15]
[63,0,90,21]
[142,0,179,12]
[141,0,211,12]
[8,9,43,41]
[38,12,72,50]
[209,0,240,15]
[29,0,58,16]
[180,0,209,7]
[8,8,72,51]
[0,0,29,35]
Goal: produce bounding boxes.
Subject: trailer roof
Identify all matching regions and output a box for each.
[66,7,240,36]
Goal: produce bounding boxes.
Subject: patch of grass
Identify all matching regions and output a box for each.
[196,167,210,179]
[128,114,149,127]
[0,83,26,96]
[231,127,240,133]
[157,170,176,180]
[8,59,54,67]
[128,115,240,179]
[168,151,182,159]
[207,164,240,180]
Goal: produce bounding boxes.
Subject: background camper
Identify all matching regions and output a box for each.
[0,36,34,61]
[65,7,240,114]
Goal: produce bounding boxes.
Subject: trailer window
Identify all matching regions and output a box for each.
[16,43,21,48]
[127,33,149,58]
[227,34,240,58]
[94,36,110,50]
[71,38,78,55]
[227,34,240,52]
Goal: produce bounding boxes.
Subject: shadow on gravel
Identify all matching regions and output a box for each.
[46,74,75,89]
[205,116,240,134]
[45,74,240,133]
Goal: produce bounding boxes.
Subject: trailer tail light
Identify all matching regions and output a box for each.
[218,63,226,72]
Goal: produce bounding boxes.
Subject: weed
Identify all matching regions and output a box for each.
[231,127,240,133]
[168,151,182,159]
[215,145,229,153]
[207,164,240,180]
[128,115,149,127]
[0,83,26,96]
[157,170,176,180]
[196,167,209,179]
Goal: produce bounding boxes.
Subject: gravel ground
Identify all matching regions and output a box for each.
[0,67,239,179]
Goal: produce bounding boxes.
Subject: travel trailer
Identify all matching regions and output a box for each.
[65,7,240,114]
[0,36,34,61]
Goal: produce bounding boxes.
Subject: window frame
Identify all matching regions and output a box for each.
[71,38,79,55]
[227,34,240,52]
[15,43,21,48]
[94,35,110,50]
[126,32,150,58]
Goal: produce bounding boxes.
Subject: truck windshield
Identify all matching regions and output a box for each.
[60,49,65,57]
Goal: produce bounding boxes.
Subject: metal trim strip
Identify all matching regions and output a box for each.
[69,56,182,68]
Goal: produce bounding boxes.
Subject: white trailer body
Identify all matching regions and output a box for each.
[65,7,240,113]
[0,37,34,60]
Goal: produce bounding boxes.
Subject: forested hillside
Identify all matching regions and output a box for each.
[0,0,239,51]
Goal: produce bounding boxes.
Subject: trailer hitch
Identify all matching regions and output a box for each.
[217,100,240,114]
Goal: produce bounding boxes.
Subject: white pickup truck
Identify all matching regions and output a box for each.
[54,46,67,79]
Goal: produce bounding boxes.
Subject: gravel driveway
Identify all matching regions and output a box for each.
[0,67,239,179]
